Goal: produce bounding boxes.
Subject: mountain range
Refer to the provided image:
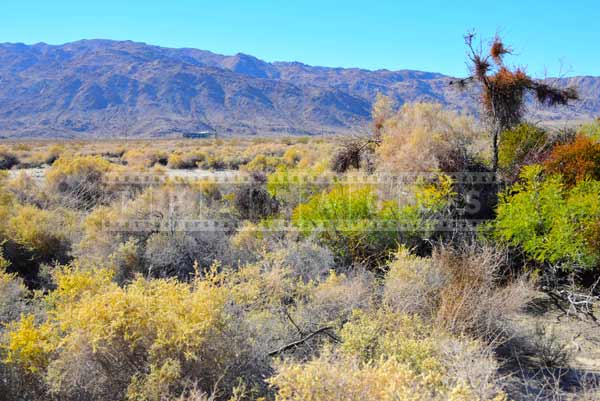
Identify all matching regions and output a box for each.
[0,39,598,138]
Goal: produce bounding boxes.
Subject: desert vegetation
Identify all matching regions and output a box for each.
[0,37,599,401]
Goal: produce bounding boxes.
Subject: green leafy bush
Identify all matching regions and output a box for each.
[495,165,600,271]
[498,123,548,178]
[292,178,453,266]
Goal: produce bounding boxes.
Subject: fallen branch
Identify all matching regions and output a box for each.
[268,326,339,357]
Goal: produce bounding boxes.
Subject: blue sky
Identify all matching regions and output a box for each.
[1,0,599,77]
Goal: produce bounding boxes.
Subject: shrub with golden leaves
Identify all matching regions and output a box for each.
[46,155,114,209]
[2,266,229,400]
[376,102,483,174]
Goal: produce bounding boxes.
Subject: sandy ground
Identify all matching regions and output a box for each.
[7,167,244,183]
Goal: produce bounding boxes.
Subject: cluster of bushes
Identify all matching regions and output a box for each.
[1,104,599,400]
[1,243,521,400]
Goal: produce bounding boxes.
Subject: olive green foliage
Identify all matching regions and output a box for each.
[498,123,548,178]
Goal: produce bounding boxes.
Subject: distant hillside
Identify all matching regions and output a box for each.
[0,40,597,138]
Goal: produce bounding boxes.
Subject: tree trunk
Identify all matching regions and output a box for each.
[492,125,500,172]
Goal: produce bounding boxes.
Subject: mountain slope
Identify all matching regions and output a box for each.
[0,40,597,138]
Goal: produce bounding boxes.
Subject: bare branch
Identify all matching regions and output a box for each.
[268,326,340,357]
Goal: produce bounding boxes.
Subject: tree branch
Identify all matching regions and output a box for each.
[268,326,340,357]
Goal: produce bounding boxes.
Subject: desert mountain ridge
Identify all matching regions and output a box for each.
[0,39,598,138]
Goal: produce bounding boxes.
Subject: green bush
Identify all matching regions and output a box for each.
[292,178,453,266]
[498,123,548,178]
[494,165,600,271]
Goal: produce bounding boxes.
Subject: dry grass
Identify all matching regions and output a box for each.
[384,243,535,340]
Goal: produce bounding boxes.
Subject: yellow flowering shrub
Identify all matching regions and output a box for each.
[6,205,75,261]
[46,155,112,186]
[45,155,114,209]
[376,102,483,174]
[3,315,57,373]
[2,267,229,400]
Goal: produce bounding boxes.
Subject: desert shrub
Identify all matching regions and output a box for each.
[278,239,336,282]
[3,205,75,286]
[198,155,227,170]
[269,309,507,401]
[2,267,230,401]
[543,134,600,187]
[45,155,114,209]
[383,245,533,339]
[123,149,168,168]
[143,230,231,280]
[498,123,548,178]
[4,172,47,206]
[292,177,454,266]
[0,252,30,324]
[167,151,206,169]
[43,145,64,165]
[266,166,328,213]
[0,149,20,170]
[222,261,373,369]
[495,165,600,272]
[282,148,302,166]
[74,184,235,279]
[430,245,532,338]
[295,270,373,328]
[6,206,74,262]
[13,143,31,152]
[243,154,285,173]
[382,248,445,317]
[579,119,600,142]
[233,175,279,222]
[330,140,364,173]
[0,172,17,239]
[376,102,483,174]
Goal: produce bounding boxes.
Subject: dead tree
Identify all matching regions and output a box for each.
[451,33,578,171]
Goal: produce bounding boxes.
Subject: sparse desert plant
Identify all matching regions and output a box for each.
[167,151,207,169]
[453,33,577,171]
[233,174,279,222]
[123,149,168,168]
[0,149,20,170]
[43,145,64,165]
[243,154,285,173]
[269,309,507,401]
[0,252,31,324]
[45,155,114,209]
[376,102,482,174]
[383,244,533,339]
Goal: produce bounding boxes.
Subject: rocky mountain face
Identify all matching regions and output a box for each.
[0,40,597,138]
